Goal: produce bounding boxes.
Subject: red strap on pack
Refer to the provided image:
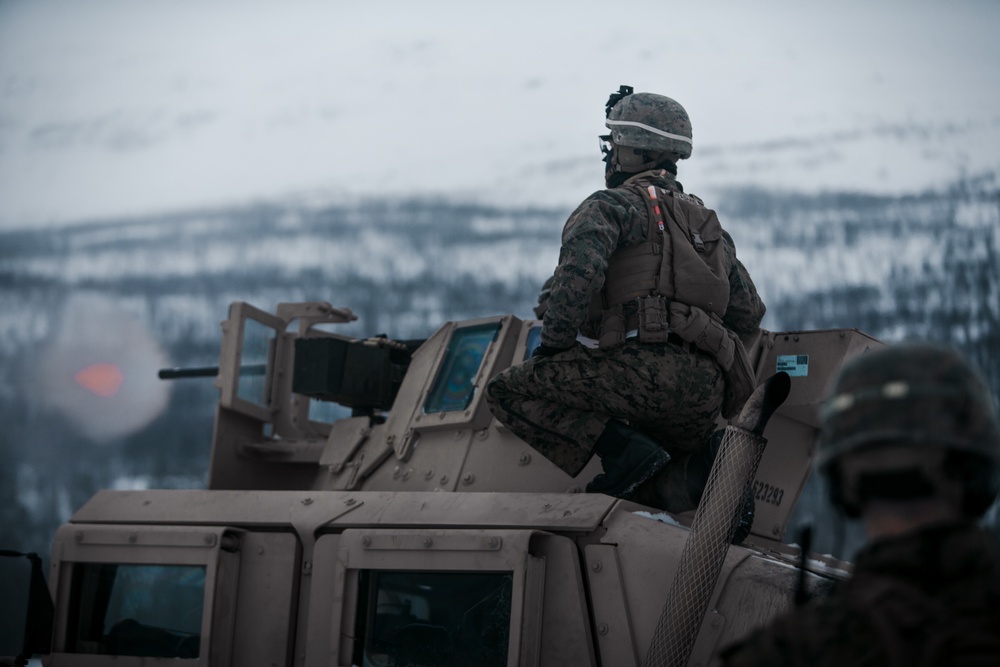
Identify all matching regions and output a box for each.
[647,185,665,231]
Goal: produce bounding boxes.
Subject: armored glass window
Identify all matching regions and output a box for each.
[237,317,275,407]
[308,398,351,424]
[523,324,542,361]
[354,570,513,667]
[65,563,205,658]
[424,323,500,413]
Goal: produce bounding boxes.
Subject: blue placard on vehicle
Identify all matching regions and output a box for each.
[777,354,809,377]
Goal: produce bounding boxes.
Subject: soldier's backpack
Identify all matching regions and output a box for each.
[591,180,756,418]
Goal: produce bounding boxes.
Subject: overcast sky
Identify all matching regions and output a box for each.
[1,0,998,229]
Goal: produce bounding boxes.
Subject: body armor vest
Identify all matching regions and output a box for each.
[588,183,731,346]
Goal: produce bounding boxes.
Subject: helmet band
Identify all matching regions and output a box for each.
[605,119,693,145]
[822,383,974,421]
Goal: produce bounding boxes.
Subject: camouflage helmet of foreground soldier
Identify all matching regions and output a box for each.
[601,85,693,179]
[817,342,1000,519]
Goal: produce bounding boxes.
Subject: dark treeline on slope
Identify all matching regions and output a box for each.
[1,171,997,562]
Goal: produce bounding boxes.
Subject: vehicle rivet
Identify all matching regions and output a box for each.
[302,497,314,505]
[440,474,449,485]
[387,434,395,444]
[362,536,372,547]
[129,533,138,543]
[258,547,265,555]
[75,531,84,543]
[773,525,782,536]
[425,469,435,480]
[204,534,216,546]
[423,537,433,548]
[345,498,356,506]
[488,537,499,548]
[518,452,531,466]
[542,503,552,509]
[591,561,603,572]
[303,561,312,573]
[477,429,489,440]
[462,473,475,485]
[454,430,464,440]
[392,466,401,479]
[598,623,609,636]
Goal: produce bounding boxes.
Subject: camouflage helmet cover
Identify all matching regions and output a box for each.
[817,342,1000,471]
[606,92,693,160]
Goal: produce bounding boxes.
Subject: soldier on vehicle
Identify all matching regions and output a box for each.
[719,341,1000,667]
[486,86,765,501]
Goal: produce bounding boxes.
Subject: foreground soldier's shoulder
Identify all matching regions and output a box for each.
[719,601,858,667]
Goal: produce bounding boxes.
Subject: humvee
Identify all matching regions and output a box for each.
[5,301,881,666]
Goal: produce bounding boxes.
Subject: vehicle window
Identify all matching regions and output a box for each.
[66,563,205,658]
[523,324,542,361]
[424,323,501,414]
[354,570,512,667]
[238,317,275,407]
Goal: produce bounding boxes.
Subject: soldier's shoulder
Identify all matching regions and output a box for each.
[576,184,635,206]
[569,185,646,221]
[560,188,642,243]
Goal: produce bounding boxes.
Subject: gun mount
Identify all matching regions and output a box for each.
[15,300,883,667]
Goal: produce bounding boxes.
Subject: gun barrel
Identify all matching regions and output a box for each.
[158,366,219,380]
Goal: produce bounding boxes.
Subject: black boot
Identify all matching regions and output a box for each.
[628,428,757,544]
[630,428,723,513]
[587,420,671,500]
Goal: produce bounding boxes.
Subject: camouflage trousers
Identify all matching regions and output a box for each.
[486,340,725,476]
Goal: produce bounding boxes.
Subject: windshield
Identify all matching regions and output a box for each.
[355,570,513,667]
[65,563,206,658]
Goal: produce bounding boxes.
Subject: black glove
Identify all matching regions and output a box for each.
[532,343,572,359]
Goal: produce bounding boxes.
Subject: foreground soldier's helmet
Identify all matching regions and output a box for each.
[606,91,693,160]
[817,342,1000,518]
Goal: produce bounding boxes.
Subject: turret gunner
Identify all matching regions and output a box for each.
[486,86,765,502]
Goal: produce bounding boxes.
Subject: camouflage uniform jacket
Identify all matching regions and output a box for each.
[718,521,1000,667]
[541,169,764,349]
